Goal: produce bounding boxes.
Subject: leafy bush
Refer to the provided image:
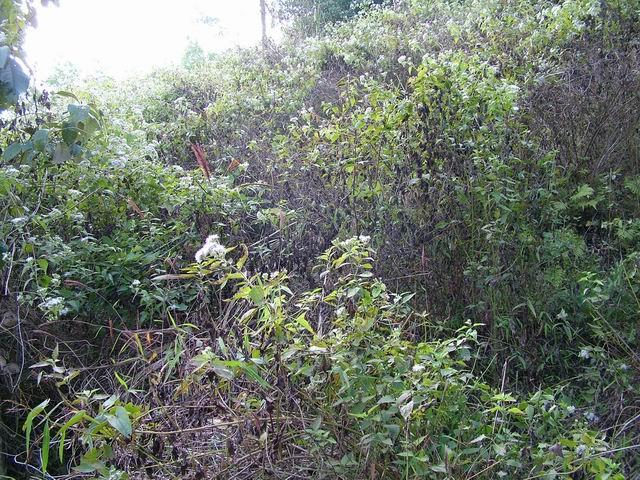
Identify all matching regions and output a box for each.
[1,0,639,477]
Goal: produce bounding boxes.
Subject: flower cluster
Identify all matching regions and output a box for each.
[195,234,226,263]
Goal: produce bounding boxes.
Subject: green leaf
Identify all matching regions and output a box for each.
[54,90,80,102]
[114,371,129,389]
[52,143,71,164]
[377,395,395,405]
[32,129,49,152]
[249,285,264,304]
[68,104,90,124]
[0,53,29,107]
[76,446,111,473]
[57,411,86,462]
[151,273,197,281]
[61,122,78,146]
[294,312,315,334]
[41,419,50,473]
[2,142,22,161]
[236,244,249,270]
[36,258,48,273]
[399,400,414,420]
[23,399,50,454]
[221,360,270,389]
[571,184,594,202]
[430,463,448,473]
[310,416,322,431]
[106,406,132,438]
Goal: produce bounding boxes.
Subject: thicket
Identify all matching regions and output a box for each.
[1,0,639,478]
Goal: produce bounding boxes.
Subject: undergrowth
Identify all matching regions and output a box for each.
[1,0,639,478]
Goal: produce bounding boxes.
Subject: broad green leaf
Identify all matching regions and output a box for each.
[32,129,49,152]
[76,446,111,473]
[68,104,90,124]
[52,143,71,164]
[249,285,264,304]
[61,122,78,146]
[106,406,132,438]
[0,55,29,107]
[2,142,22,161]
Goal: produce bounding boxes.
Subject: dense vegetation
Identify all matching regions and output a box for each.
[1,0,639,478]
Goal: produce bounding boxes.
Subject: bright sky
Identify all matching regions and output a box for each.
[24,0,275,82]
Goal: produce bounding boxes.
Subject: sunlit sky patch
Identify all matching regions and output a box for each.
[24,0,277,82]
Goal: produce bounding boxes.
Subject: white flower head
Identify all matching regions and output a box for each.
[584,411,599,423]
[195,234,226,263]
[579,349,591,359]
[575,444,588,456]
[41,297,63,310]
[566,405,576,414]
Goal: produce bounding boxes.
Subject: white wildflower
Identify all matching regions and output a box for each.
[195,234,226,263]
[110,158,126,169]
[412,364,425,372]
[579,349,590,359]
[68,189,82,197]
[566,405,576,414]
[10,217,28,226]
[358,235,371,244]
[397,55,407,64]
[575,444,587,456]
[584,411,599,423]
[41,297,63,310]
[131,280,141,287]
